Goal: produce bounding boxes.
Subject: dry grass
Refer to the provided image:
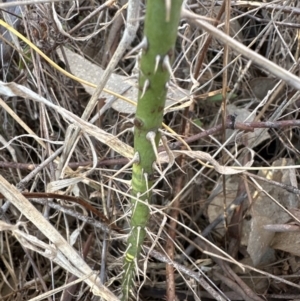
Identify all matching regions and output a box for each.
[1,0,300,300]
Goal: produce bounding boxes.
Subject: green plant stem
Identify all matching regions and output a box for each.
[122,1,183,300]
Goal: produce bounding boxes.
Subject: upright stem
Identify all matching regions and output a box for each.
[122,1,183,300]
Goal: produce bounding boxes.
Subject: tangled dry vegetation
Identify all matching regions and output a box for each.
[2,0,300,300]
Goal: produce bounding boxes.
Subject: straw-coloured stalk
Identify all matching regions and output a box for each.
[122,1,183,300]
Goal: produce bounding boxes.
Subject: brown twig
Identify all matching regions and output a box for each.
[0,192,123,233]
[213,270,262,301]
[146,247,227,301]
[62,233,94,301]
[2,118,300,171]
[67,0,115,35]
[165,93,196,299]
[22,197,118,234]
[227,137,250,258]
[193,0,225,81]
[16,147,63,190]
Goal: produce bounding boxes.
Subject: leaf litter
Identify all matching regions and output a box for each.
[1,1,300,300]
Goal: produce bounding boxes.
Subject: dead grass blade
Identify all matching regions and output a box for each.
[0,175,119,301]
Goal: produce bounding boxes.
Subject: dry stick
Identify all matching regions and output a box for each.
[168,118,300,151]
[227,178,247,258]
[0,0,70,8]
[35,54,56,218]
[243,13,300,29]
[56,0,140,178]
[227,139,250,259]
[251,86,300,162]
[27,197,117,234]
[224,66,295,183]
[1,190,122,234]
[226,0,286,104]
[243,171,300,195]
[165,111,190,301]
[163,11,217,287]
[267,294,300,300]
[181,8,300,91]
[146,247,227,301]
[0,175,119,301]
[0,192,123,233]
[22,194,227,300]
[183,153,291,299]
[255,62,300,122]
[221,0,231,250]
[189,0,300,15]
[189,227,264,301]
[68,0,115,35]
[186,6,225,298]
[176,197,257,299]
[0,116,300,169]
[3,118,300,171]
[0,147,61,183]
[153,246,300,293]
[20,196,226,301]
[101,0,128,68]
[62,233,94,301]
[1,147,64,214]
[213,271,257,301]
[0,161,37,170]
[26,194,300,297]
[163,4,223,286]
[184,192,247,257]
[193,0,225,80]
[223,264,263,301]
[22,247,52,301]
[99,130,118,284]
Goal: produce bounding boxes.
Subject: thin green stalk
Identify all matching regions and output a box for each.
[122,1,183,300]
